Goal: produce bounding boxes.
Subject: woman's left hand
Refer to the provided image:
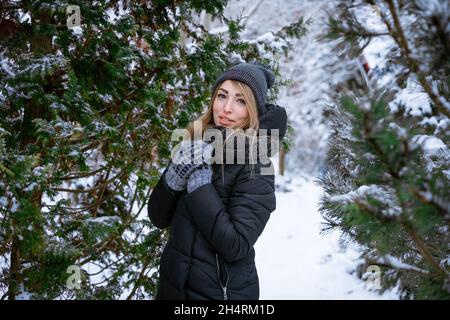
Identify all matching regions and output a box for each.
[164,140,213,191]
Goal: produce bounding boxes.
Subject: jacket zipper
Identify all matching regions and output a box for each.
[215,253,229,300]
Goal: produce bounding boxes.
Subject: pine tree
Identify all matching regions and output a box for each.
[0,0,306,299]
[317,0,449,299]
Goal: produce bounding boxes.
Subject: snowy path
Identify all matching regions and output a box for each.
[255,179,398,299]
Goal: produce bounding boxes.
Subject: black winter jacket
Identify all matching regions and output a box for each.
[148,104,287,300]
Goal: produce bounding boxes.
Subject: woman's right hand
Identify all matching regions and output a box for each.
[164,140,214,191]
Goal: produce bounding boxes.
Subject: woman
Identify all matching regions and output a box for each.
[148,62,288,300]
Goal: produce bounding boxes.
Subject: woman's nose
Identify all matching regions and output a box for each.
[223,98,233,113]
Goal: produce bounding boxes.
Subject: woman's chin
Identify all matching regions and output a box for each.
[215,121,233,128]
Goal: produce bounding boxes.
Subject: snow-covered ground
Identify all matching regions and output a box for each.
[255,174,399,299]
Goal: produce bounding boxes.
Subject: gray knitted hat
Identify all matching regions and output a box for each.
[211,62,275,115]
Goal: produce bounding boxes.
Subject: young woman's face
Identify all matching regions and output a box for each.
[213,80,249,129]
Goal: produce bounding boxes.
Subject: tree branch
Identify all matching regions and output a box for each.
[51,171,124,193]
[365,258,429,275]
[59,166,107,181]
[126,258,150,300]
[383,0,450,118]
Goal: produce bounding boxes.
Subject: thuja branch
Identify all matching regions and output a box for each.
[126,258,150,300]
[51,171,125,193]
[75,180,149,266]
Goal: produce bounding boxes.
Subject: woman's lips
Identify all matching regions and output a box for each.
[218,116,234,125]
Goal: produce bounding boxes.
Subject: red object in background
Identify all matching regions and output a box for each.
[359,55,370,74]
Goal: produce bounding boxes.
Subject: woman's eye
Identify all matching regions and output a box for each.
[217,93,226,99]
[237,99,246,105]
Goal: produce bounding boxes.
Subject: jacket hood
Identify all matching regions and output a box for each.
[258,103,288,141]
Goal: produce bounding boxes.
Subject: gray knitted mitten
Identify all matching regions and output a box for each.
[187,166,212,193]
[164,140,213,191]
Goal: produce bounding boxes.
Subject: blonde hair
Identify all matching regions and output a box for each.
[184,80,260,179]
[186,80,259,139]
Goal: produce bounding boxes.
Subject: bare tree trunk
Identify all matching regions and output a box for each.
[9,9,51,299]
[8,236,20,300]
[246,0,265,18]
[279,145,285,176]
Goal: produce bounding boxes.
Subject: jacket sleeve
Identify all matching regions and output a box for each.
[184,165,276,262]
[147,168,181,229]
